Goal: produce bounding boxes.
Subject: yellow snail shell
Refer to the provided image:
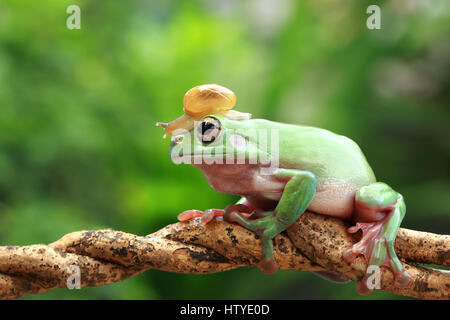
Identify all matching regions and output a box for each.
[183,84,236,117]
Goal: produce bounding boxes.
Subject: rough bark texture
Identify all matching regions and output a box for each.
[0,212,448,299]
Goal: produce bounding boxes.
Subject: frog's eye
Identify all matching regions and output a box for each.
[197,116,222,144]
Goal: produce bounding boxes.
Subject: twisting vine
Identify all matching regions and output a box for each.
[0,212,448,299]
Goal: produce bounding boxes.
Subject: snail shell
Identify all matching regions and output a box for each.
[183,84,236,117]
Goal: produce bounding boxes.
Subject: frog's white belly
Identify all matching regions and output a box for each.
[310,181,359,219]
[195,164,359,219]
[252,173,358,219]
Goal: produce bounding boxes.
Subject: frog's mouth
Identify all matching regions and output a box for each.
[170,152,234,163]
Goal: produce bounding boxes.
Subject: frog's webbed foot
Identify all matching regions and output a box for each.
[343,219,412,295]
[224,207,288,274]
[223,205,281,273]
[177,209,225,224]
[343,183,412,295]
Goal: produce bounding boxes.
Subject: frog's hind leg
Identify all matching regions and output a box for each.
[343,182,412,295]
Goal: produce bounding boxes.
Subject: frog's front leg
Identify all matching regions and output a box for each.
[224,169,317,274]
[343,182,412,295]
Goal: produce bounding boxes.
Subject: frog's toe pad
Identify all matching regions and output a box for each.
[178,210,204,222]
[394,270,413,288]
[342,248,360,263]
[257,258,279,274]
[356,278,374,296]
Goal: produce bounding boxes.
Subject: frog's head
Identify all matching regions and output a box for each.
[157,84,268,166]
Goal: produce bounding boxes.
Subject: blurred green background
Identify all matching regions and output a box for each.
[0,0,449,299]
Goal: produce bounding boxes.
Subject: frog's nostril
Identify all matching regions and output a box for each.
[173,135,184,144]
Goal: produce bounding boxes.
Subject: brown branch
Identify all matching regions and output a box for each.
[0,212,448,300]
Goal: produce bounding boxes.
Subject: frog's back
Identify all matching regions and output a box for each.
[249,119,376,187]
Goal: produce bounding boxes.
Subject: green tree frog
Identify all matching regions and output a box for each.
[157,84,412,295]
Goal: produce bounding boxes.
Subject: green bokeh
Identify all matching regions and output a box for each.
[0,0,448,299]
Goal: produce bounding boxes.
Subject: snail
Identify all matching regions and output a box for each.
[156,84,251,137]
